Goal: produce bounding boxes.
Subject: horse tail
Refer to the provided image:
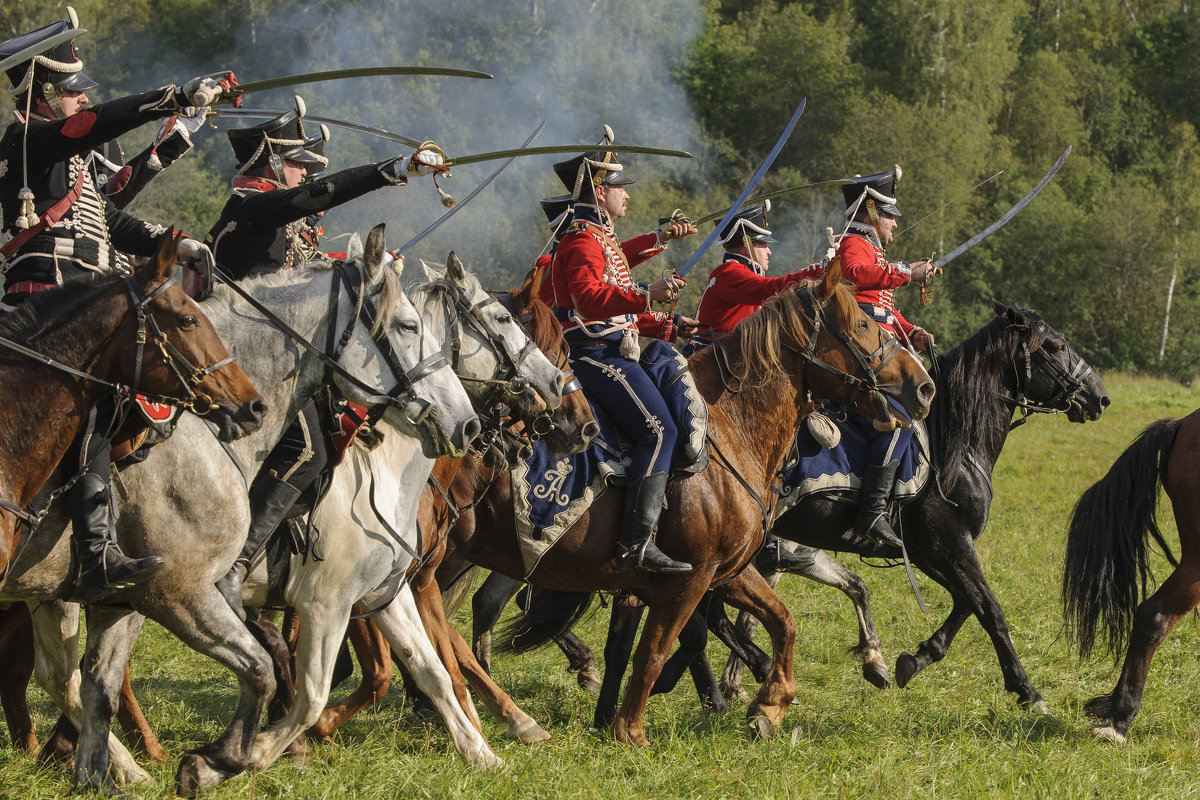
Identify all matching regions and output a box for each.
[1062,417,1182,660]
[496,587,596,653]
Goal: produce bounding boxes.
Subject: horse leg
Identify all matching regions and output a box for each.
[114,664,168,761]
[0,604,37,752]
[148,590,276,795]
[894,600,969,690]
[797,550,889,688]
[719,568,797,739]
[552,630,603,694]
[27,601,149,787]
[307,616,393,740]
[594,593,644,730]
[411,577,484,732]
[611,572,714,746]
[1086,555,1200,743]
[718,566,782,703]
[906,542,1046,710]
[471,571,520,675]
[369,588,502,768]
[244,613,311,760]
[651,598,720,708]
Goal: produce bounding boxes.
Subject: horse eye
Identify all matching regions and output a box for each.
[400,321,419,333]
[180,315,199,329]
[496,313,513,325]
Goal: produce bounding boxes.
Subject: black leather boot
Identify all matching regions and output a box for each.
[72,474,164,603]
[854,460,903,548]
[754,534,816,574]
[217,475,303,620]
[617,473,691,574]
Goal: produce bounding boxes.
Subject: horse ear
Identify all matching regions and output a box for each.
[147,229,179,285]
[819,256,844,299]
[992,299,1027,326]
[346,231,364,262]
[446,251,467,288]
[363,224,387,279]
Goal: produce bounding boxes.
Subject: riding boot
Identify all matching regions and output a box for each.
[72,474,165,603]
[854,460,903,548]
[217,475,303,621]
[754,534,816,574]
[616,472,692,574]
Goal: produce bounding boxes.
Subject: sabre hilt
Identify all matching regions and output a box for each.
[918,251,942,306]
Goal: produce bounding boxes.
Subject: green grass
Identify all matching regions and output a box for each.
[4,373,1200,799]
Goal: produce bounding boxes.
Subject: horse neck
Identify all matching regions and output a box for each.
[692,343,803,493]
[201,274,336,467]
[0,286,130,504]
[933,321,1021,477]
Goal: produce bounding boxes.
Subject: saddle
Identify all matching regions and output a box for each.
[774,408,931,519]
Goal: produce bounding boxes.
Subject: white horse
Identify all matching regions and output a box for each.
[239,250,567,771]
[5,225,480,795]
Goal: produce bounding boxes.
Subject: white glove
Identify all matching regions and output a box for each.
[404,148,444,176]
[177,72,235,107]
[157,108,206,141]
[177,237,212,264]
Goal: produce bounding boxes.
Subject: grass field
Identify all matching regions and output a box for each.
[4,373,1200,799]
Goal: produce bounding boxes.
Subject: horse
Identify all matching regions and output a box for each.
[430,265,934,744]
[0,233,264,589]
[1063,408,1200,744]
[1,225,479,794]
[508,301,1111,728]
[277,270,598,750]
[231,251,572,771]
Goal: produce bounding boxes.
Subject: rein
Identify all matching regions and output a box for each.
[999,327,1093,429]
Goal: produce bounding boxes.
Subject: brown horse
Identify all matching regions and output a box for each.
[430,264,934,743]
[0,234,264,588]
[1063,408,1200,743]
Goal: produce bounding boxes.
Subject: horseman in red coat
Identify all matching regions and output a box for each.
[547,135,705,573]
[833,168,933,547]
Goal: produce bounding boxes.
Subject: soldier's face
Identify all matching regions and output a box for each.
[596,184,628,219]
[58,91,88,116]
[876,212,898,244]
[752,243,771,270]
[280,159,308,188]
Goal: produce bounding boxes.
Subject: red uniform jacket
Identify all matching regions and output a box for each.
[549,205,674,341]
[693,253,809,337]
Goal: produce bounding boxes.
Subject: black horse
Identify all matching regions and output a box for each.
[507,300,1110,724]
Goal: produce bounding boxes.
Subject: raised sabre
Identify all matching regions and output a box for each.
[674,97,807,278]
[217,66,493,104]
[445,143,694,168]
[397,119,548,255]
[662,175,857,228]
[919,147,1071,305]
[207,107,424,149]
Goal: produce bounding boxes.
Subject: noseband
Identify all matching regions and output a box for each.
[1000,325,1095,428]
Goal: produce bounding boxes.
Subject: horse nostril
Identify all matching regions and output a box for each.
[582,421,600,440]
[251,398,268,418]
[919,382,936,404]
[460,417,482,445]
[1099,395,1111,408]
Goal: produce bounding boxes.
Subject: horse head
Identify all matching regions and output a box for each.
[990,300,1109,423]
[406,253,566,418]
[122,233,266,441]
[334,225,480,458]
[787,260,935,429]
[501,271,599,455]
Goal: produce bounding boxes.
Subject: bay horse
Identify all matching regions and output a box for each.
[510,301,1111,727]
[2,226,479,794]
[1063,408,1200,743]
[432,265,934,743]
[0,233,264,590]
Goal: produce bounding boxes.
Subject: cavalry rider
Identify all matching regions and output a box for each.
[833,168,934,548]
[0,14,231,600]
[685,204,815,572]
[547,141,706,574]
[533,193,572,303]
[209,100,446,618]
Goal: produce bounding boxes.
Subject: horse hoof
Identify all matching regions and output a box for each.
[175,752,229,795]
[1091,725,1126,745]
[863,662,892,689]
[73,771,125,797]
[895,653,918,688]
[576,666,603,695]
[749,713,776,740]
[506,717,551,744]
[1029,700,1050,715]
[285,735,314,762]
[723,686,752,706]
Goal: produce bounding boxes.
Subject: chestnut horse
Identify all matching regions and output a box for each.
[1063,408,1200,743]
[435,266,934,742]
[0,233,263,589]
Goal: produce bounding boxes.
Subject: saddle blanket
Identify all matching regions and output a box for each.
[510,400,630,577]
[774,410,931,518]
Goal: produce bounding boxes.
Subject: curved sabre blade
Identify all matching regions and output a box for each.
[209,107,424,149]
[220,66,493,103]
[936,147,1071,270]
[446,143,694,167]
[398,119,549,256]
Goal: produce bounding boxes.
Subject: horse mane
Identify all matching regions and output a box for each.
[931,306,1049,491]
[0,277,121,345]
[510,271,562,357]
[728,279,857,385]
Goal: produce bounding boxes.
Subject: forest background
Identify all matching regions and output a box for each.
[4,0,1199,381]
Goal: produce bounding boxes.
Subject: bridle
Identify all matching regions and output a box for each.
[1000,324,1095,429]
